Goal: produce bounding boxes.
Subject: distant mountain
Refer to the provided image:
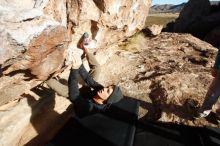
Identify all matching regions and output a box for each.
[150,3,185,14]
[210,1,220,5]
[150,1,220,14]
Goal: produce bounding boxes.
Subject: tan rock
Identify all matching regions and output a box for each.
[65,0,151,66]
[144,24,163,36]
[0,0,67,66]
[0,84,72,146]
[4,26,69,80]
[1,0,151,78]
[98,32,218,127]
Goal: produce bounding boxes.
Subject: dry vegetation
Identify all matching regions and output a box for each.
[120,13,179,52]
[119,33,147,52]
[145,13,179,27]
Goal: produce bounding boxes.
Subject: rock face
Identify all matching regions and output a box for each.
[144,24,163,36]
[96,32,218,127]
[171,0,220,47]
[0,84,72,146]
[1,0,151,79]
[187,11,220,43]
[0,0,151,145]
[4,26,69,80]
[0,0,69,80]
[65,0,151,68]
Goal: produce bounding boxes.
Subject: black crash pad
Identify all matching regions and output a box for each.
[48,98,140,146]
[134,121,220,146]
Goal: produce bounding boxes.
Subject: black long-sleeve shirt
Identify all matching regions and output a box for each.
[68,65,106,117]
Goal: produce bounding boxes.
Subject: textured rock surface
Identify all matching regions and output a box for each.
[1,0,151,78]
[0,0,67,66]
[65,0,151,68]
[0,0,151,106]
[96,32,218,127]
[0,85,72,146]
[144,24,163,36]
[4,26,69,80]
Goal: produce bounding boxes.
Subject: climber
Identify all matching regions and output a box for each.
[65,32,100,81]
[46,33,123,117]
[194,46,220,121]
[46,33,100,97]
[68,56,124,117]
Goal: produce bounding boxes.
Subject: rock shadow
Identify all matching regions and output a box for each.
[23,85,73,146]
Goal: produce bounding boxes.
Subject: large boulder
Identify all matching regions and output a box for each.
[173,0,211,32]
[65,0,151,67]
[143,24,163,36]
[187,11,220,40]
[0,0,151,80]
[0,0,69,80]
[3,26,69,80]
[171,0,220,47]
[0,0,151,104]
[0,85,72,146]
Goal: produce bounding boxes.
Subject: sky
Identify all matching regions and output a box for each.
[152,0,219,5]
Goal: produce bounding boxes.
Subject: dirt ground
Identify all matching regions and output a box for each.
[96,32,219,127]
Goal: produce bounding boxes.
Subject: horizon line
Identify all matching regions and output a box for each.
[152,0,219,6]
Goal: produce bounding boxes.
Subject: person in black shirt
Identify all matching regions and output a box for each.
[68,57,123,118]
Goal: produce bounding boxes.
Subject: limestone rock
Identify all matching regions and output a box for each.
[98,32,218,127]
[0,0,67,66]
[144,24,163,36]
[0,85,72,146]
[4,26,69,80]
[1,0,151,79]
[0,0,151,112]
[65,0,151,69]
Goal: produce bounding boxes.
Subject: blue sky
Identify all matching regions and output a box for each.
[152,0,219,5]
[152,0,187,5]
